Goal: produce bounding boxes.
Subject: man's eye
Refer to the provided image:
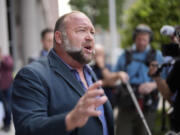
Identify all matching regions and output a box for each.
[91,31,95,35]
[79,29,85,32]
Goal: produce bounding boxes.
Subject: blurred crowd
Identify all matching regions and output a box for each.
[92,24,180,135]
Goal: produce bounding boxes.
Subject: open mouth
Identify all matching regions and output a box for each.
[84,45,92,53]
[84,46,91,50]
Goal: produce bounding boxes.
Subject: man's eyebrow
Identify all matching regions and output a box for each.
[74,26,95,32]
[75,26,87,29]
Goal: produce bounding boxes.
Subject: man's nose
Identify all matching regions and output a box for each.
[85,32,94,41]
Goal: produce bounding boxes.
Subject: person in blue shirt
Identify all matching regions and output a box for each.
[114,24,164,135]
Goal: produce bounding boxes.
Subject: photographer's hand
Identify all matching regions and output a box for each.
[118,71,129,84]
[138,82,157,95]
[148,61,173,102]
[138,61,160,95]
[148,61,159,78]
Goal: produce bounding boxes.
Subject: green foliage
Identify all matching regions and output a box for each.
[153,110,170,135]
[69,0,125,30]
[121,0,180,49]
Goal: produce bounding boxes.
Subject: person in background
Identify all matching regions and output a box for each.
[0,47,13,132]
[40,28,54,57]
[91,44,128,107]
[149,26,180,133]
[12,11,114,135]
[160,25,180,131]
[28,28,54,63]
[114,24,164,135]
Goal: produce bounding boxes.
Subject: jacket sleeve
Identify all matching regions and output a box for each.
[12,67,72,135]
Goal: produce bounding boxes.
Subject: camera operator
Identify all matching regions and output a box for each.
[160,25,179,70]
[149,26,180,133]
[114,24,164,135]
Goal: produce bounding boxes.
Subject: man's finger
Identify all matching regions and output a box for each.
[85,89,104,98]
[85,109,102,117]
[88,81,102,91]
[84,96,108,117]
[83,95,107,108]
[94,96,108,108]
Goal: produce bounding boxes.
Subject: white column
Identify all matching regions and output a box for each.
[108,0,119,65]
[0,0,9,55]
[21,0,40,64]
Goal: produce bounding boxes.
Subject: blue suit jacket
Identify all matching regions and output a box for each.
[12,50,114,135]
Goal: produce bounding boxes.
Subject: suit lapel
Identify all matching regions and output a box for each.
[48,50,85,97]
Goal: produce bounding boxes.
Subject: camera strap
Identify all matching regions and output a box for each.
[125,47,156,68]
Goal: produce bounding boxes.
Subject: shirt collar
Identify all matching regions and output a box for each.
[41,50,49,56]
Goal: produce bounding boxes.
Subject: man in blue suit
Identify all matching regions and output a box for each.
[12,11,114,135]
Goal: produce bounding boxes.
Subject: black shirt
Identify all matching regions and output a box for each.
[167,60,180,132]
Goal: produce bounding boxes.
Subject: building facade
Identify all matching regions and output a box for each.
[0,0,59,71]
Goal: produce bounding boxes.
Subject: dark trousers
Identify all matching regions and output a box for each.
[0,87,12,127]
[116,107,156,135]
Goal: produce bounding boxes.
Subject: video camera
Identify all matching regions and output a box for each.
[149,25,180,77]
[161,43,180,57]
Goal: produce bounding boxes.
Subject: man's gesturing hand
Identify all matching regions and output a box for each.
[65,81,108,131]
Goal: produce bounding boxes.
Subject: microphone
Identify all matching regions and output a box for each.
[160,25,175,36]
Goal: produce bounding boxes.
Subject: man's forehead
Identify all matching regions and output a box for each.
[65,13,94,29]
[137,32,150,36]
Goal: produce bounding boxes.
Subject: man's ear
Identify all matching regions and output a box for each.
[54,31,62,44]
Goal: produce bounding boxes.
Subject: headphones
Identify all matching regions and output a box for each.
[132,24,153,42]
